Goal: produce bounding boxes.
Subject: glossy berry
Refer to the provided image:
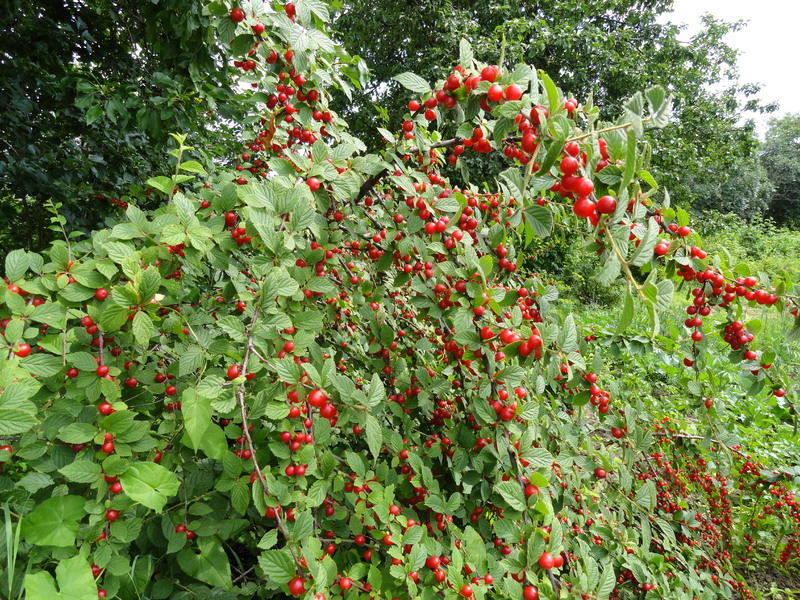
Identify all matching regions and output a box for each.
[13,344,31,358]
[288,576,306,596]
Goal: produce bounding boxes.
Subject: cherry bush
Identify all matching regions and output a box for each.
[1,1,798,599]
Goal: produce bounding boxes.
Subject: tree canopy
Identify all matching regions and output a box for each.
[0,0,244,253]
[761,114,800,225]
[332,1,775,212]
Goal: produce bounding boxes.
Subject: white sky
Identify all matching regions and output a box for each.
[661,0,800,136]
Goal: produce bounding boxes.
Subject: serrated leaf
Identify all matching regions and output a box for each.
[495,480,526,511]
[119,462,180,512]
[21,496,85,547]
[132,310,154,345]
[258,549,296,584]
[524,204,553,240]
[57,423,97,444]
[629,218,659,267]
[459,38,473,67]
[392,72,430,94]
[59,460,102,483]
[178,160,207,174]
[615,285,635,335]
[147,176,174,195]
[5,249,29,281]
[597,563,615,600]
[19,353,62,377]
[365,414,382,459]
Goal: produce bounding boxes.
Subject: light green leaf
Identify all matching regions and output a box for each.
[524,204,553,239]
[57,423,97,444]
[19,353,63,378]
[132,310,155,346]
[178,160,207,174]
[59,460,103,484]
[259,549,296,585]
[120,462,180,512]
[365,414,382,459]
[25,554,97,600]
[5,249,29,281]
[177,537,232,588]
[392,72,430,94]
[495,481,526,511]
[22,496,85,547]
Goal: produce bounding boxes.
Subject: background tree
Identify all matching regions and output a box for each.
[0,0,245,255]
[332,1,776,212]
[761,113,800,225]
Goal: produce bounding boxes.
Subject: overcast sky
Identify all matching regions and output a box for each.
[660,0,800,136]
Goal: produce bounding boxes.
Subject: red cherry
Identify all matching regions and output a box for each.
[110,482,122,494]
[13,344,31,358]
[307,177,321,191]
[523,585,540,600]
[230,8,245,22]
[538,552,555,570]
[95,288,109,301]
[96,365,109,377]
[227,365,241,379]
[307,389,326,407]
[165,385,177,396]
[487,84,504,103]
[505,83,523,100]
[288,576,306,596]
[106,509,119,521]
[594,467,607,479]
[596,195,617,215]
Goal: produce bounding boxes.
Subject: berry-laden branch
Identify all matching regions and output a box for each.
[235,304,303,571]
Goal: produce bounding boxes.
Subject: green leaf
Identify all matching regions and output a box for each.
[495,481,526,511]
[258,549,296,584]
[392,72,430,94]
[119,462,180,512]
[30,303,67,328]
[132,310,155,345]
[178,160,207,174]
[365,414,382,459]
[59,460,103,483]
[615,285,634,335]
[5,249,29,281]
[459,38,473,67]
[57,423,97,444]
[265,268,300,298]
[182,389,212,451]
[179,345,204,376]
[147,176,174,196]
[618,129,637,195]
[137,268,162,303]
[635,479,656,511]
[231,479,250,515]
[367,373,385,408]
[21,496,85,547]
[596,563,615,600]
[19,353,63,377]
[629,217,659,268]
[100,304,130,332]
[524,204,553,239]
[177,537,232,588]
[25,554,97,600]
